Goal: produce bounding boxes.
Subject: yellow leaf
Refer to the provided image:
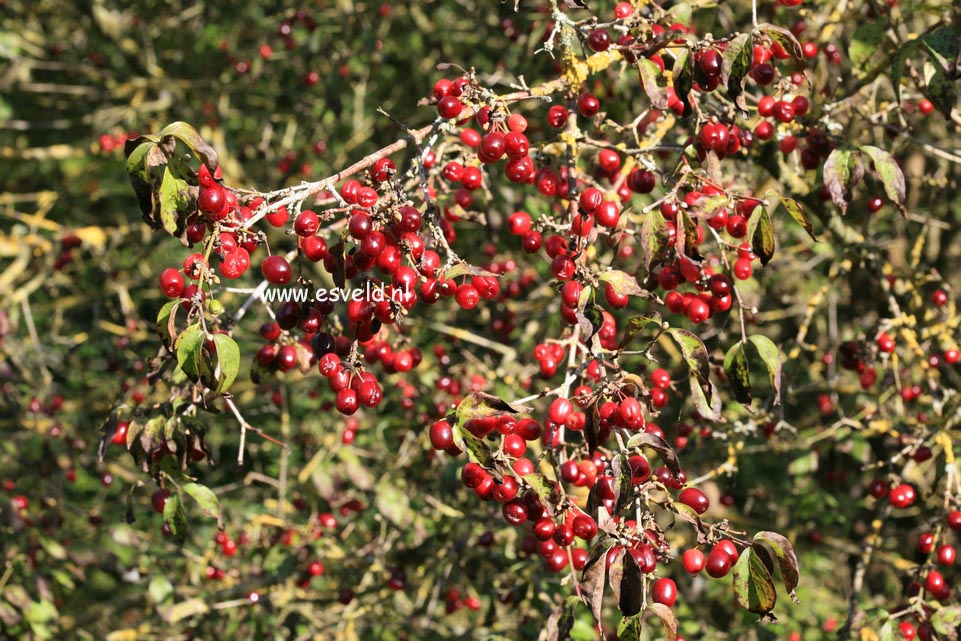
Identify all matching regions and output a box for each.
[73,226,109,250]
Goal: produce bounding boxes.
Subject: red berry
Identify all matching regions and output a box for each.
[651,577,677,607]
[159,268,185,298]
[682,548,705,574]
[937,544,956,566]
[678,487,710,514]
[705,546,732,578]
[888,483,917,509]
[577,93,600,117]
[262,255,292,285]
[547,105,569,128]
[437,96,464,120]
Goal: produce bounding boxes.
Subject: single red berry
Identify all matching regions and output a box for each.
[587,29,611,52]
[889,483,917,509]
[151,488,171,513]
[900,621,916,641]
[925,570,946,594]
[547,105,569,128]
[678,487,710,514]
[937,544,957,566]
[682,548,705,574]
[262,255,292,285]
[159,268,185,298]
[705,546,732,578]
[651,577,677,607]
[577,93,600,117]
[437,96,464,120]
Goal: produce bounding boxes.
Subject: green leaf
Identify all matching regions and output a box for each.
[211,334,240,394]
[618,312,662,351]
[523,474,562,516]
[637,58,668,110]
[891,39,921,103]
[849,22,885,74]
[666,329,710,387]
[722,32,752,113]
[626,431,681,476]
[640,207,669,270]
[672,47,693,116]
[732,547,777,615]
[668,328,721,421]
[25,598,57,625]
[597,269,647,297]
[925,64,958,117]
[877,620,897,641]
[160,121,219,169]
[822,148,864,214]
[539,597,579,641]
[648,603,678,641]
[374,477,413,527]
[124,137,164,227]
[578,542,611,624]
[618,546,643,616]
[724,342,752,405]
[920,27,959,78]
[455,392,525,422]
[675,210,702,261]
[747,335,782,405]
[140,416,165,455]
[616,614,643,641]
[932,606,961,637]
[749,205,775,266]
[175,326,205,382]
[860,145,906,213]
[576,301,605,343]
[771,191,817,241]
[758,23,804,62]
[158,166,191,236]
[182,482,222,526]
[148,575,174,604]
[162,492,188,547]
[753,532,800,601]
[451,426,495,469]
[156,299,179,344]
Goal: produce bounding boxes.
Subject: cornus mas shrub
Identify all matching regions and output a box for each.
[1,0,960,640]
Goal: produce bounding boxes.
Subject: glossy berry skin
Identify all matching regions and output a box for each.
[678,487,710,514]
[705,546,733,578]
[651,577,677,607]
[152,488,171,513]
[571,514,597,540]
[918,532,935,554]
[925,570,945,594]
[429,420,454,450]
[159,268,185,297]
[682,548,705,574]
[547,105,569,128]
[888,483,917,509]
[437,96,464,120]
[714,539,739,563]
[577,93,600,117]
[549,398,573,424]
[899,621,916,641]
[262,255,292,285]
[937,544,956,566]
